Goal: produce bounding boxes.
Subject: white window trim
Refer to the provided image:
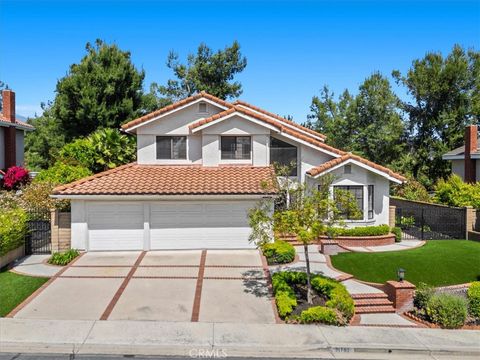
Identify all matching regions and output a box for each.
[220,135,253,161]
[330,184,373,223]
[156,135,189,161]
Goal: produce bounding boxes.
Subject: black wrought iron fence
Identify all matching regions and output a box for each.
[393,199,466,240]
[25,208,51,255]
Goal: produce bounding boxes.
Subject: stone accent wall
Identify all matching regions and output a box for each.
[388,205,396,228]
[384,280,416,313]
[51,210,71,252]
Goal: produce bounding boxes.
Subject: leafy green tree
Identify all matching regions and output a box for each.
[249,175,359,304]
[53,39,148,141]
[393,45,480,187]
[153,41,247,101]
[35,162,92,185]
[25,105,65,170]
[306,73,405,167]
[59,128,136,173]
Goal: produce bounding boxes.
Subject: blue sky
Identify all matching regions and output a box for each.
[1,0,479,122]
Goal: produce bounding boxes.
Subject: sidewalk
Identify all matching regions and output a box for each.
[1,318,479,358]
[11,255,62,277]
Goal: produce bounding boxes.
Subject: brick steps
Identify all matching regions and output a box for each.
[351,292,396,314]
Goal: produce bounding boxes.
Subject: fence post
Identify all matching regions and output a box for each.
[421,208,425,240]
[389,206,396,228]
[465,206,475,240]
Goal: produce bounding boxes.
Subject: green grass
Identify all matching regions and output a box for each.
[331,240,480,287]
[0,270,49,317]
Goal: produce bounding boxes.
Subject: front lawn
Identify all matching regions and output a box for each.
[331,240,480,287]
[0,270,49,317]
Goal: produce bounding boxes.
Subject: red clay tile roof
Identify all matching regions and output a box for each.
[190,106,345,156]
[233,100,326,140]
[121,92,233,131]
[306,153,406,182]
[52,163,278,196]
[0,114,34,129]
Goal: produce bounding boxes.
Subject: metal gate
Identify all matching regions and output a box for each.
[25,209,51,254]
[395,207,466,241]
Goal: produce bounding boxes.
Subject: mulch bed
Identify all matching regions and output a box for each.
[289,283,327,317]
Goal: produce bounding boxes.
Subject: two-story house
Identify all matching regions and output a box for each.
[0,90,35,170]
[53,92,405,251]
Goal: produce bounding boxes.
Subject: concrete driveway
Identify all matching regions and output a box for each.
[12,250,276,324]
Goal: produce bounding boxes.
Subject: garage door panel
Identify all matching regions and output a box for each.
[150,201,256,249]
[87,202,144,251]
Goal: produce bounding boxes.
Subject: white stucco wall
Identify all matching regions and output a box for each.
[15,129,25,166]
[299,143,335,182]
[307,163,390,227]
[0,127,4,169]
[451,159,465,180]
[136,101,223,164]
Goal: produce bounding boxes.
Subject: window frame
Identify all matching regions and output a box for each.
[156,136,187,160]
[334,185,364,220]
[220,136,252,160]
[368,185,374,220]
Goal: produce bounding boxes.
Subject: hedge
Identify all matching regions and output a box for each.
[327,224,390,237]
[426,293,467,329]
[467,282,480,319]
[271,271,354,325]
[262,240,296,264]
[0,208,28,257]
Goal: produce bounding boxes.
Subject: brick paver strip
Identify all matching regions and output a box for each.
[190,249,207,322]
[6,253,85,318]
[259,250,283,324]
[99,251,146,321]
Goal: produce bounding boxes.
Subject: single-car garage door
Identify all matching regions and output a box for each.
[87,202,144,251]
[150,201,255,249]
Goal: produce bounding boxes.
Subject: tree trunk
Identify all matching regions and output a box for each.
[304,243,313,304]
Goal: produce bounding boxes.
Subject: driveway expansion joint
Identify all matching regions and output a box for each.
[99,251,146,321]
[191,249,207,322]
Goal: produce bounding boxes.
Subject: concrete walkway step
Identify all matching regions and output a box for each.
[356,305,396,314]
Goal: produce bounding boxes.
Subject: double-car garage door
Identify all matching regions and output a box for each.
[86,200,256,251]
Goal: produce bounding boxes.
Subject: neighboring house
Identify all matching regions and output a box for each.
[0,90,35,170]
[52,92,405,251]
[443,125,479,183]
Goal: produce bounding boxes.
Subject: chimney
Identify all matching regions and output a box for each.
[3,90,17,169]
[464,125,477,183]
[2,90,15,123]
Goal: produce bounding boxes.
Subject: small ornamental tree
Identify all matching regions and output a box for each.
[2,166,30,190]
[249,173,359,304]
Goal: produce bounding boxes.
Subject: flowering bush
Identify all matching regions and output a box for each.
[2,166,30,190]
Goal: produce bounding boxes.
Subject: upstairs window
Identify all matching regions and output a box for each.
[270,137,297,176]
[156,136,187,159]
[221,136,251,160]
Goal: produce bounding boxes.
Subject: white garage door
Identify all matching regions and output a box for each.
[150,201,255,249]
[87,202,144,251]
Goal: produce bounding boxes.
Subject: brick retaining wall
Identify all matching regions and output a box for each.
[320,234,395,247]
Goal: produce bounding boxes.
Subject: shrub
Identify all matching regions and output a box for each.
[392,180,431,202]
[434,174,480,209]
[426,293,467,329]
[2,166,30,190]
[48,249,80,266]
[35,162,92,185]
[0,207,28,256]
[262,240,295,264]
[272,271,354,325]
[391,227,402,242]
[21,181,70,212]
[414,282,435,310]
[467,281,480,319]
[328,224,390,237]
[299,306,338,325]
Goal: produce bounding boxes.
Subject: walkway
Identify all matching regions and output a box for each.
[10,255,62,277]
[345,239,425,252]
